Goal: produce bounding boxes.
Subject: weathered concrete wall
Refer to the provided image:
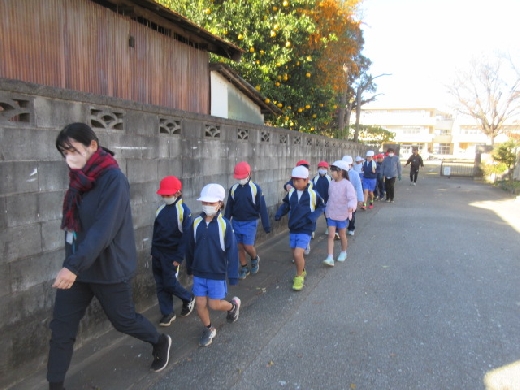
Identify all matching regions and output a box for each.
[0,78,366,388]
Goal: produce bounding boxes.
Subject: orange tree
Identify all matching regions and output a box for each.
[157,0,363,134]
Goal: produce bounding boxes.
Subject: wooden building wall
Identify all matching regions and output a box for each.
[0,0,209,114]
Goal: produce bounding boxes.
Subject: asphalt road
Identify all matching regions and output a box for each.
[12,163,520,390]
[149,165,520,390]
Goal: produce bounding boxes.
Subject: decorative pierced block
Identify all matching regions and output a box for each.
[159,118,181,135]
[0,95,31,123]
[90,108,124,130]
[261,131,270,143]
[293,136,301,145]
[325,141,330,147]
[279,134,287,144]
[315,139,321,147]
[205,124,221,138]
[237,128,249,140]
[307,138,313,146]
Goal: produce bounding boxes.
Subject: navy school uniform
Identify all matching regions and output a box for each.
[151,198,193,316]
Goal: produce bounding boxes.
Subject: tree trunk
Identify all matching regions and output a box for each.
[354,87,362,142]
[338,92,347,139]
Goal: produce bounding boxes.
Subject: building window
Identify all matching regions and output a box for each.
[439,129,451,135]
[402,126,421,134]
[433,143,451,155]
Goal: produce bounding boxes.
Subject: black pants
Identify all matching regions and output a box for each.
[385,177,396,201]
[152,253,192,316]
[410,167,419,183]
[47,280,160,383]
[347,210,356,231]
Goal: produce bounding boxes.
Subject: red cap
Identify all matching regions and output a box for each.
[233,161,251,179]
[157,176,182,195]
[296,159,310,167]
[317,161,329,168]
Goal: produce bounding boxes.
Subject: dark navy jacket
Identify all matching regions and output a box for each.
[362,160,378,179]
[151,198,192,264]
[311,173,331,203]
[63,169,137,284]
[185,211,239,285]
[274,183,325,235]
[224,180,271,233]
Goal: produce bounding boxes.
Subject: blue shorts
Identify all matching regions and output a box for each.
[289,233,311,250]
[326,218,347,229]
[362,177,377,192]
[192,277,227,300]
[232,220,258,245]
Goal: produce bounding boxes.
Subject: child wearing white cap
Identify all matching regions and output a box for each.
[361,151,378,210]
[186,183,241,347]
[342,156,364,235]
[353,156,364,173]
[274,166,325,291]
[323,161,357,267]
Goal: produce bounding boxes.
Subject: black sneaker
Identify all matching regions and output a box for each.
[226,297,241,323]
[181,295,195,317]
[150,333,171,372]
[159,313,176,326]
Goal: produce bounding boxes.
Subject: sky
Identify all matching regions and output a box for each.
[359,0,520,111]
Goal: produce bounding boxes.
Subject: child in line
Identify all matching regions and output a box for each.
[275,166,325,291]
[284,159,313,255]
[375,154,386,201]
[225,161,271,279]
[186,184,241,347]
[311,161,331,237]
[342,155,364,236]
[152,176,195,326]
[323,161,357,267]
[361,151,378,210]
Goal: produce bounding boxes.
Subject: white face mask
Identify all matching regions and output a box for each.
[163,196,177,205]
[318,169,327,175]
[388,153,395,157]
[202,205,219,216]
[65,152,88,170]
[238,178,249,186]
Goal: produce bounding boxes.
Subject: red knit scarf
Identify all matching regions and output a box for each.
[61,148,119,232]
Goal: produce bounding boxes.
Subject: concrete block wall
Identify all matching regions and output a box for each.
[0,78,367,388]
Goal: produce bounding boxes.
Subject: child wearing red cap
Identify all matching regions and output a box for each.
[311,161,332,237]
[152,176,195,326]
[225,162,271,279]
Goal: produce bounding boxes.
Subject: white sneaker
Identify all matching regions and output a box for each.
[347,230,355,236]
[323,257,334,267]
[413,182,416,186]
[324,228,329,235]
[304,243,311,255]
[311,231,315,239]
[337,252,347,262]
[334,233,340,240]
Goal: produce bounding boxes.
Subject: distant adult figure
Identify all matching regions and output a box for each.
[405,148,424,185]
[48,123,171,390]
[380,147,402,203]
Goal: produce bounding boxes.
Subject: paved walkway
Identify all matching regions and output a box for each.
[12,166,520,390]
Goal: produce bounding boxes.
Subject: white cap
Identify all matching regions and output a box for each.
[342,155,353,165]
[366,150,374,157]
[197,183,226,202]
[355,156,363,162]
[291,165,309,179]
[331,160,348,171]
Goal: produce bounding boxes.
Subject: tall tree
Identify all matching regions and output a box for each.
[157,0,363,134]
[448,54,520,146]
